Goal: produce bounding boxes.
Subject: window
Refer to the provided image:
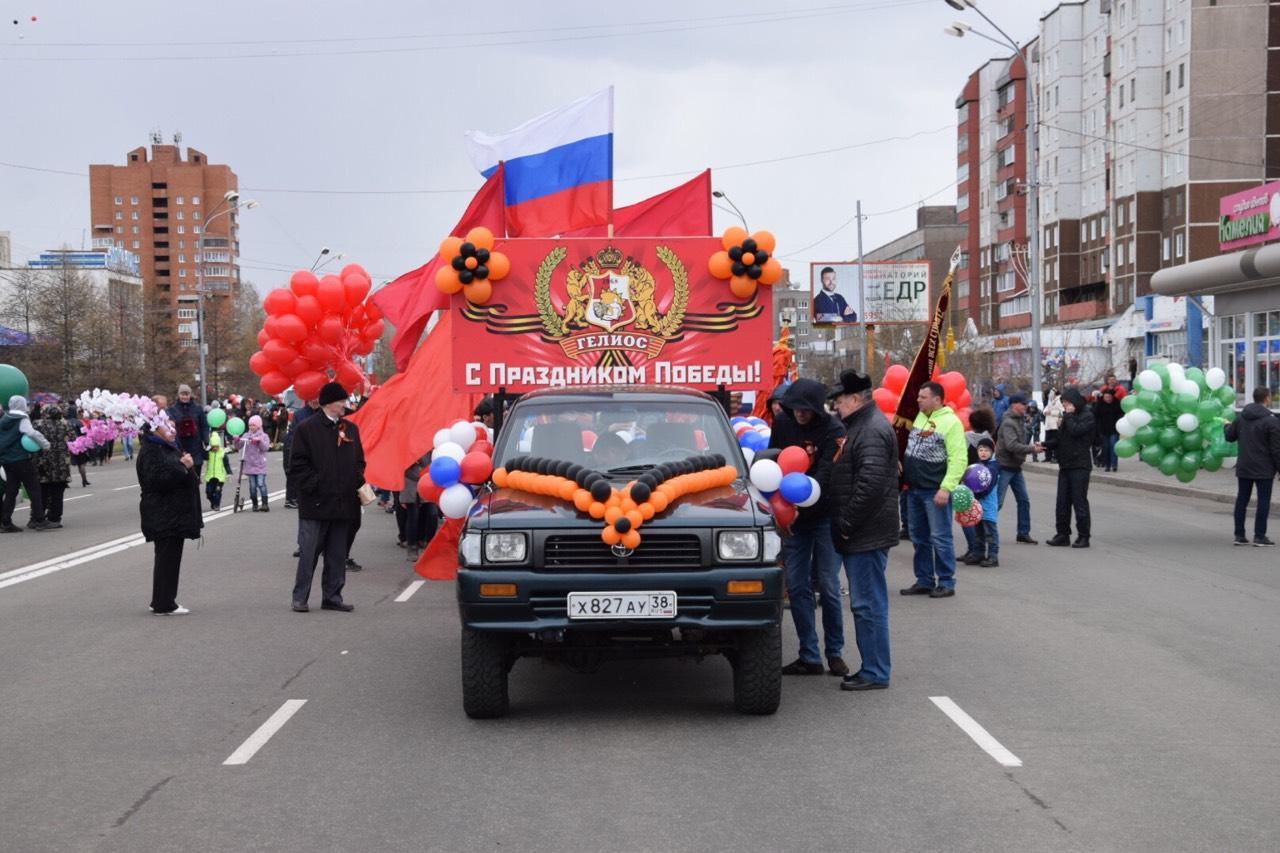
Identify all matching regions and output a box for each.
[131,210,139,220]
[1165,70,1171,95]
[999,146,1016,167]
[1091,219,1098,241]
[1165,27,1172,52]
[1162,236,1171,261]
[130,196,138,205]
[115,226,123,234]
[177,211,184,220]
[1119,85,1125,108]
[1177,106,1184,132]
[192,195,201,204]
[179,269,187,278]
[1119,241,1127,265]
[113,195,122,205]
[179,241,186,249]
[1165,111,1171,136]
[116,240,123,248]
[1175,232,1184,257]
[1178,20,1186,44]
[177,226,186,234]
[1129,79,1135,103]
[1129,200,1136,224]
[177,308,197,320]
[131,241,140,249]
[957,193,970,212]
[131,225,139,235]
[192,211,201,221]
[176,196,184,204]
[114,211,122,221]
[998,270,1016,293]
[1178,63,1185,89]
[193,226,201,234]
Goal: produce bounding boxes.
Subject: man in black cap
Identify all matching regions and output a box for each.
[826,370,898,691]
[995,393,1042,545]
[1046,387,1095,548]
[288,382,365,612]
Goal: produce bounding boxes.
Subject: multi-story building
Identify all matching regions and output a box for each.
[89,138,240,349]
[772,269,829,376]
[0,231,10,268]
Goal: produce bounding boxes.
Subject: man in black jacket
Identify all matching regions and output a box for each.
[1224,387,1280,546]
[289,382,366,612]
[1047,387,1095,548]
[826,370,898,691]
[769,378,848,676]
[166,384,209,477]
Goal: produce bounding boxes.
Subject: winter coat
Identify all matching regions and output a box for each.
[167,399,209,463]
[204,433,229,484]
[827,401,900,555]
[289,413,366,521]
[904,405,967,492]
[1224,403,1280,480]
[137,434,203,542]
[996,410,1036,471]
[1050,389,1096,470]
[977,457,1000,518]
[400,454,430,505]
[0,410,50,464]
[1092,397,1124,439]
[991,386,1010,425]
[768,378,846,528]
[236,429,271,475]
[32,414,75,484]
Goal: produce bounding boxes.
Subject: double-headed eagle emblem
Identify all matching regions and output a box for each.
[536,246,687,340]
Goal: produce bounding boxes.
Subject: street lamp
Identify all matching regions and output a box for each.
[195,192,258,407]
[943,0,1044,402]
[309,246,330,272]
[315,250,344,274]
[712,190,749,231]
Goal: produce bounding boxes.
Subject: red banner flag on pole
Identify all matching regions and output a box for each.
[563,169,712,238]
[891,247,963,455]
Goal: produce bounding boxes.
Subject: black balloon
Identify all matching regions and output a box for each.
[474,265,489,280]
[748,264,762,279]
[755,250,769,264]
[556,460,573,478]
[614,517,632,533]
[742,238,758,253]
[590,480,612,502]
[731,261,747,277]
[728,246,743,262]
[451,256,465,271]
[459,269,475,285]
[460,242,476,256]
[754,448,781,463]
[630,482,651,503]
[711,453,726,468]
[476,248,490,263]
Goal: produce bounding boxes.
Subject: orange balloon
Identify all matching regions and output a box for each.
[466,278,493,305]
[606,493,622,509]
[741,252,756,266]
[759,258,783,286]
[621,498,638,514]
[752,230,777,254]
[721,226,748,252]
[625,510,643,530]
[440,236,463,260]
[730,276,757,300]
[605,506,623,525]
[465,226,495,251]
[639,502,655,520]
[621,530,641,550]
[558,481,577,501]
[602,526,622,546]
[589,502,606,519]
[487,251,511,281]
[650,492,669,513]
[574,490,593,512]
[492,468,509,488]
[436,265,463,294]
[708,250,733,279]
[464,256,478,270]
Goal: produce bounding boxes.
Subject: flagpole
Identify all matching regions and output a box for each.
[607,86,615,240]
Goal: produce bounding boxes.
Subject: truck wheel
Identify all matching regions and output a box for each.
[461,627,511,719]
[731,622,782,715]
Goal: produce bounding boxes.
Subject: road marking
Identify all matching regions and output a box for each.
[929,696,1023,768]
[222,699,307,766]
[395,580,426,602]
[11,494,94,513]
[113,484,140,491]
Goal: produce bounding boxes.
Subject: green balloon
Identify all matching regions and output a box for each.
[207,408,227,429]
[1215,385,1237,407]
[1196,399,1222,421]
[1135,390,1161,411]
[0,364,29,406]
[1141,444,1165,466]
[1134,425,1159,446]
[1222,407,1237,423]
[1115,438,1139,458]
[951,485,974,512]
[1120,395,1138,414]
[1181,431,1204,452]
[1180,451,1202,474]
[21,434,40,452]
[1222,440,1238,457]
[1158,427,1182,450]
[1176,468,1197,484]
[1174,392,1200,414]
[1202,453,1224,473]
[1186,367,1207,392]
[1151,363,1171,388]
[226,416,246,437]
[1159,453,1180,476]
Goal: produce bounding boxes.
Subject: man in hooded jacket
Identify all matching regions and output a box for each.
[1047,387,1096,548]
[0,395,52,531]
[768,378,848,676]
[1224,386,1280,546]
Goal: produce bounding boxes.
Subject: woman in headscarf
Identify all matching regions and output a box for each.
[136,408,203,615]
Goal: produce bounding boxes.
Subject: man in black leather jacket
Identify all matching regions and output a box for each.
[1046,387,1096,548]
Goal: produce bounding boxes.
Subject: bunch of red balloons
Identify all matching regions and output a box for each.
[873,364,974,430]
[250,264,386,400]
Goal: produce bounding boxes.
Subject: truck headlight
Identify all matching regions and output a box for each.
[484,532,528,563]
[460,532,482,566]
[718,530,760,561]
[762,530,782,562]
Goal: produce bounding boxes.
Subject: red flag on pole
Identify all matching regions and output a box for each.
[563,169,712,238]
[891,247,962,455]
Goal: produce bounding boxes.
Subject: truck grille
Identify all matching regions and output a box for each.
[542,533,703,570]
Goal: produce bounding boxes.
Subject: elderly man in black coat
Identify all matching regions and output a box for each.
[289,382,365,612]
[826,370,899,691]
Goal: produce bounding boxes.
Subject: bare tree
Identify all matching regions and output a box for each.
[142,295,188,395]
[1,267,43,337]
[30,259,97,394]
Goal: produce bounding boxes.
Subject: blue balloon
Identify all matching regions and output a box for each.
[747,417,767,427]
[740,431,768,452]
[730,417,748,426]
[778,472,812,504]
[429,456,461,488]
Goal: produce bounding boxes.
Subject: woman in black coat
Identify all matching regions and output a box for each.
[137,418,203,615]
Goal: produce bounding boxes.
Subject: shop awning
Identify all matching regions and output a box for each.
[1152,242,1280,296]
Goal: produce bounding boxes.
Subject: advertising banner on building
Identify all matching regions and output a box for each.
[809,261,930,325]
[1219,181,1280,251]
[451,238,773,392]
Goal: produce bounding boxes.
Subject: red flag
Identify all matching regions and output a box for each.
[892,256,957,457]
[563,169,712,238]
[415,518,464,580]
[372,164,507,371]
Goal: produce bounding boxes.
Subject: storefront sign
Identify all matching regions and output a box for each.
[1219,181,1280,251]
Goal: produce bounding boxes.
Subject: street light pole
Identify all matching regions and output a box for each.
[195,192,257,407]
[712,190,749,231]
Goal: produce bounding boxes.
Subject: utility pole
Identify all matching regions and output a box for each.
[856,199,873,374]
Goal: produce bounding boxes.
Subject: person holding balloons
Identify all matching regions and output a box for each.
[900,381,967,598]
[0,395,52,532]
[237,415,272,512]
[166,384,209,479]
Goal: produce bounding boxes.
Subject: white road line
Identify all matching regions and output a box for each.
[929,696,1023,768]
[113,484,140,491]
[11,493,94,513]
[222,699,307,766]
[395,579,425,602]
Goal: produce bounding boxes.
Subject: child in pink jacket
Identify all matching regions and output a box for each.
[237,415,272,511]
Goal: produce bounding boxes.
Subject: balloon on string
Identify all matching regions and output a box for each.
[778,472,812,505]
[883,364,910,395]
[777,446,810,475]
[796,477,822,508]
[950,485,974,512]
[429,456,462,488]
[248,351,273,377]
[263,339,297,365]
[290,270,320,297]
[226,417,246,437]
[438,484,475,519]
[260,371,291,396]
[768,492,797,528]
[294,295,323,327]
[432,428,453,449]
[274,314,308,344]
[317,275,345,312]
[433,441,466,463]
[961,463,995,496]
[1205,367,1227,390]
[263,288,297,317]
[749,459,783,492]
[449,420,477,450]
[317,316,345,345]
[335,361,364,391]
[459,451,493,485]
[207,408,227,429]
[293,371,327,402]
[21,435,40,452]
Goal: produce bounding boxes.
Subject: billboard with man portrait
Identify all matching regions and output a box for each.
[810,261,931,325]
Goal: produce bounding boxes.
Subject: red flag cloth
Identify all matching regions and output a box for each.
[415,517,464,581]
[563,169,712,238]
[892,270,953,458]
[347,310,483,491]
[372,165,507,371]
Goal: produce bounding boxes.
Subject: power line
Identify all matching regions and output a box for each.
[779,179,959,260]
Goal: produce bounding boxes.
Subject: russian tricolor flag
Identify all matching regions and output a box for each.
[465,87,613,237]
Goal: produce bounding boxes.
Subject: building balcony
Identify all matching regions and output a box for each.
[1058,299,1107,322]
[998,312,1031,331]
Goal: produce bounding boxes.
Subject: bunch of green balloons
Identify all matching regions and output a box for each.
[1113,363,1238,483]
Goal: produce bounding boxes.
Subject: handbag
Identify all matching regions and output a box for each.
[357,483,377,506]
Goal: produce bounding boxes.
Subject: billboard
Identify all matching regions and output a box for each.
[1219,180,1280,252]
[810,261,930,325]
[451,239,773,392]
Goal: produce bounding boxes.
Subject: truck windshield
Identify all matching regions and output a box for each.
[494,399,745,476]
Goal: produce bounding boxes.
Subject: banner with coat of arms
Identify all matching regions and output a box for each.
[451,239,773,392]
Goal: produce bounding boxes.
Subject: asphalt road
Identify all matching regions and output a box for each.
[1,466,1277,852]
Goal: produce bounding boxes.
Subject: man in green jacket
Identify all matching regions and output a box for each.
[899,381,967,598]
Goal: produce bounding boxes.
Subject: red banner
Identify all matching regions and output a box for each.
[451,238,773,393]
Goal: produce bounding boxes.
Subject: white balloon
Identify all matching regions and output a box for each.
[449,420,476,451]
[1205,367,1227,390]
[1116,416,1138,438]
[438,483,475,519]
[757,428,772,440]
[1176,379,1201,399]
[434,441,466,462]
[432,428,453,449]
[1223,455,1237,469]
[741,447,756,466]
[1166,362,1186,385]
[1137,369,1162,392]
[1176,413,1200,433]
[749,459,783,492]
[797,477,822,508]
[1128,408,1152,428]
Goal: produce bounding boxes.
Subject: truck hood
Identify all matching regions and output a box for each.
[470,481,766,530]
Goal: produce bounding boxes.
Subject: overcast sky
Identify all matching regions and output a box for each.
[1,0,1048,290]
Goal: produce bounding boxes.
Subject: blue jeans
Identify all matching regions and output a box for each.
[974,519,999,560]
[121,435,133,460]
[997,467,1032,538]
[248,473,267,502]
[961,523,977,555]
[842,549,890,684]
[907,487,956,590]
[782,520,844,664]
[1101,433,1119,470]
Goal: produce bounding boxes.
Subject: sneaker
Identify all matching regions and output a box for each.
[1234,536,1250,546]
[153,605,190,616]
[1253,536,1275,547]
[0,523,23,533]
[1071,537,1090,549]
[44,521,63,529]
[292,548,301,558]
[406,547,420,562]
[960,552,982,565]
[283,499,298,509]
[979,558,999,567]
[346,558,362,572]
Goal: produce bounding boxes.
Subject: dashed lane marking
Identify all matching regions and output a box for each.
[930,696,1023,768]
[222,699,307,766]
[394,580,426,602]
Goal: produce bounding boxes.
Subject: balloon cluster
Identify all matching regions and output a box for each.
[435,227,511,306]
[251,264,384,400]
[708,227,784,300]
[493,453,735,550]
[732,415,772,456]
[416,420,496,519]
[64,389,160,454]
[874,364,974,429]
[206,408,246,437]
[951,464,994,527]
[742,445,821,530]
[1114,364,1238,482]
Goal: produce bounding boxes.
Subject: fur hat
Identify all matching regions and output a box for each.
[826,370,873,400]
[318,382,348,406]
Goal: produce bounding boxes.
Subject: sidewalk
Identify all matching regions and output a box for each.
[1021,459,1275,511]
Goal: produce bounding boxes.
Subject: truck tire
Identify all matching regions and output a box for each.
[461,627,511,719]
[731,622,782,715]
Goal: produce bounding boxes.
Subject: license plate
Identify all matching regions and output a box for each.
[567,591,677,620]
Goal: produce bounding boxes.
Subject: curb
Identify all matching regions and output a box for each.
[1021,462,1276,511]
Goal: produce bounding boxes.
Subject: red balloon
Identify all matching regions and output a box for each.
[281,356,310,379]
[263,315,281,340]
[293,370,327,402]
[351,337,375,356]
[768,492,798,529]
[248,351,273,377]
[274,313,308,344]
[299,339,332,366]
[260,371,291,396]
[290,270,320,298]
[459,451,494,485]
[938,371,967,405]
[263,288,297,317]
[348,305,367,328]
[340,263,369,281]
[473,423,489,442]
[342,272,371,307]
[582,430,598,451]
[294,294,323,327]
[777,445,810,475]
[361,319,385,341]
[317,275,345,312]
[364,301,383,322]
[335,360,364,391]
[883,364,910,395]
[317,316,345,345]
[256,328,270,348]
[957,407,972,430]
[263,338,297,366]
[418,478,443,504]
[471,439,494,457]
[872,387,897,414]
